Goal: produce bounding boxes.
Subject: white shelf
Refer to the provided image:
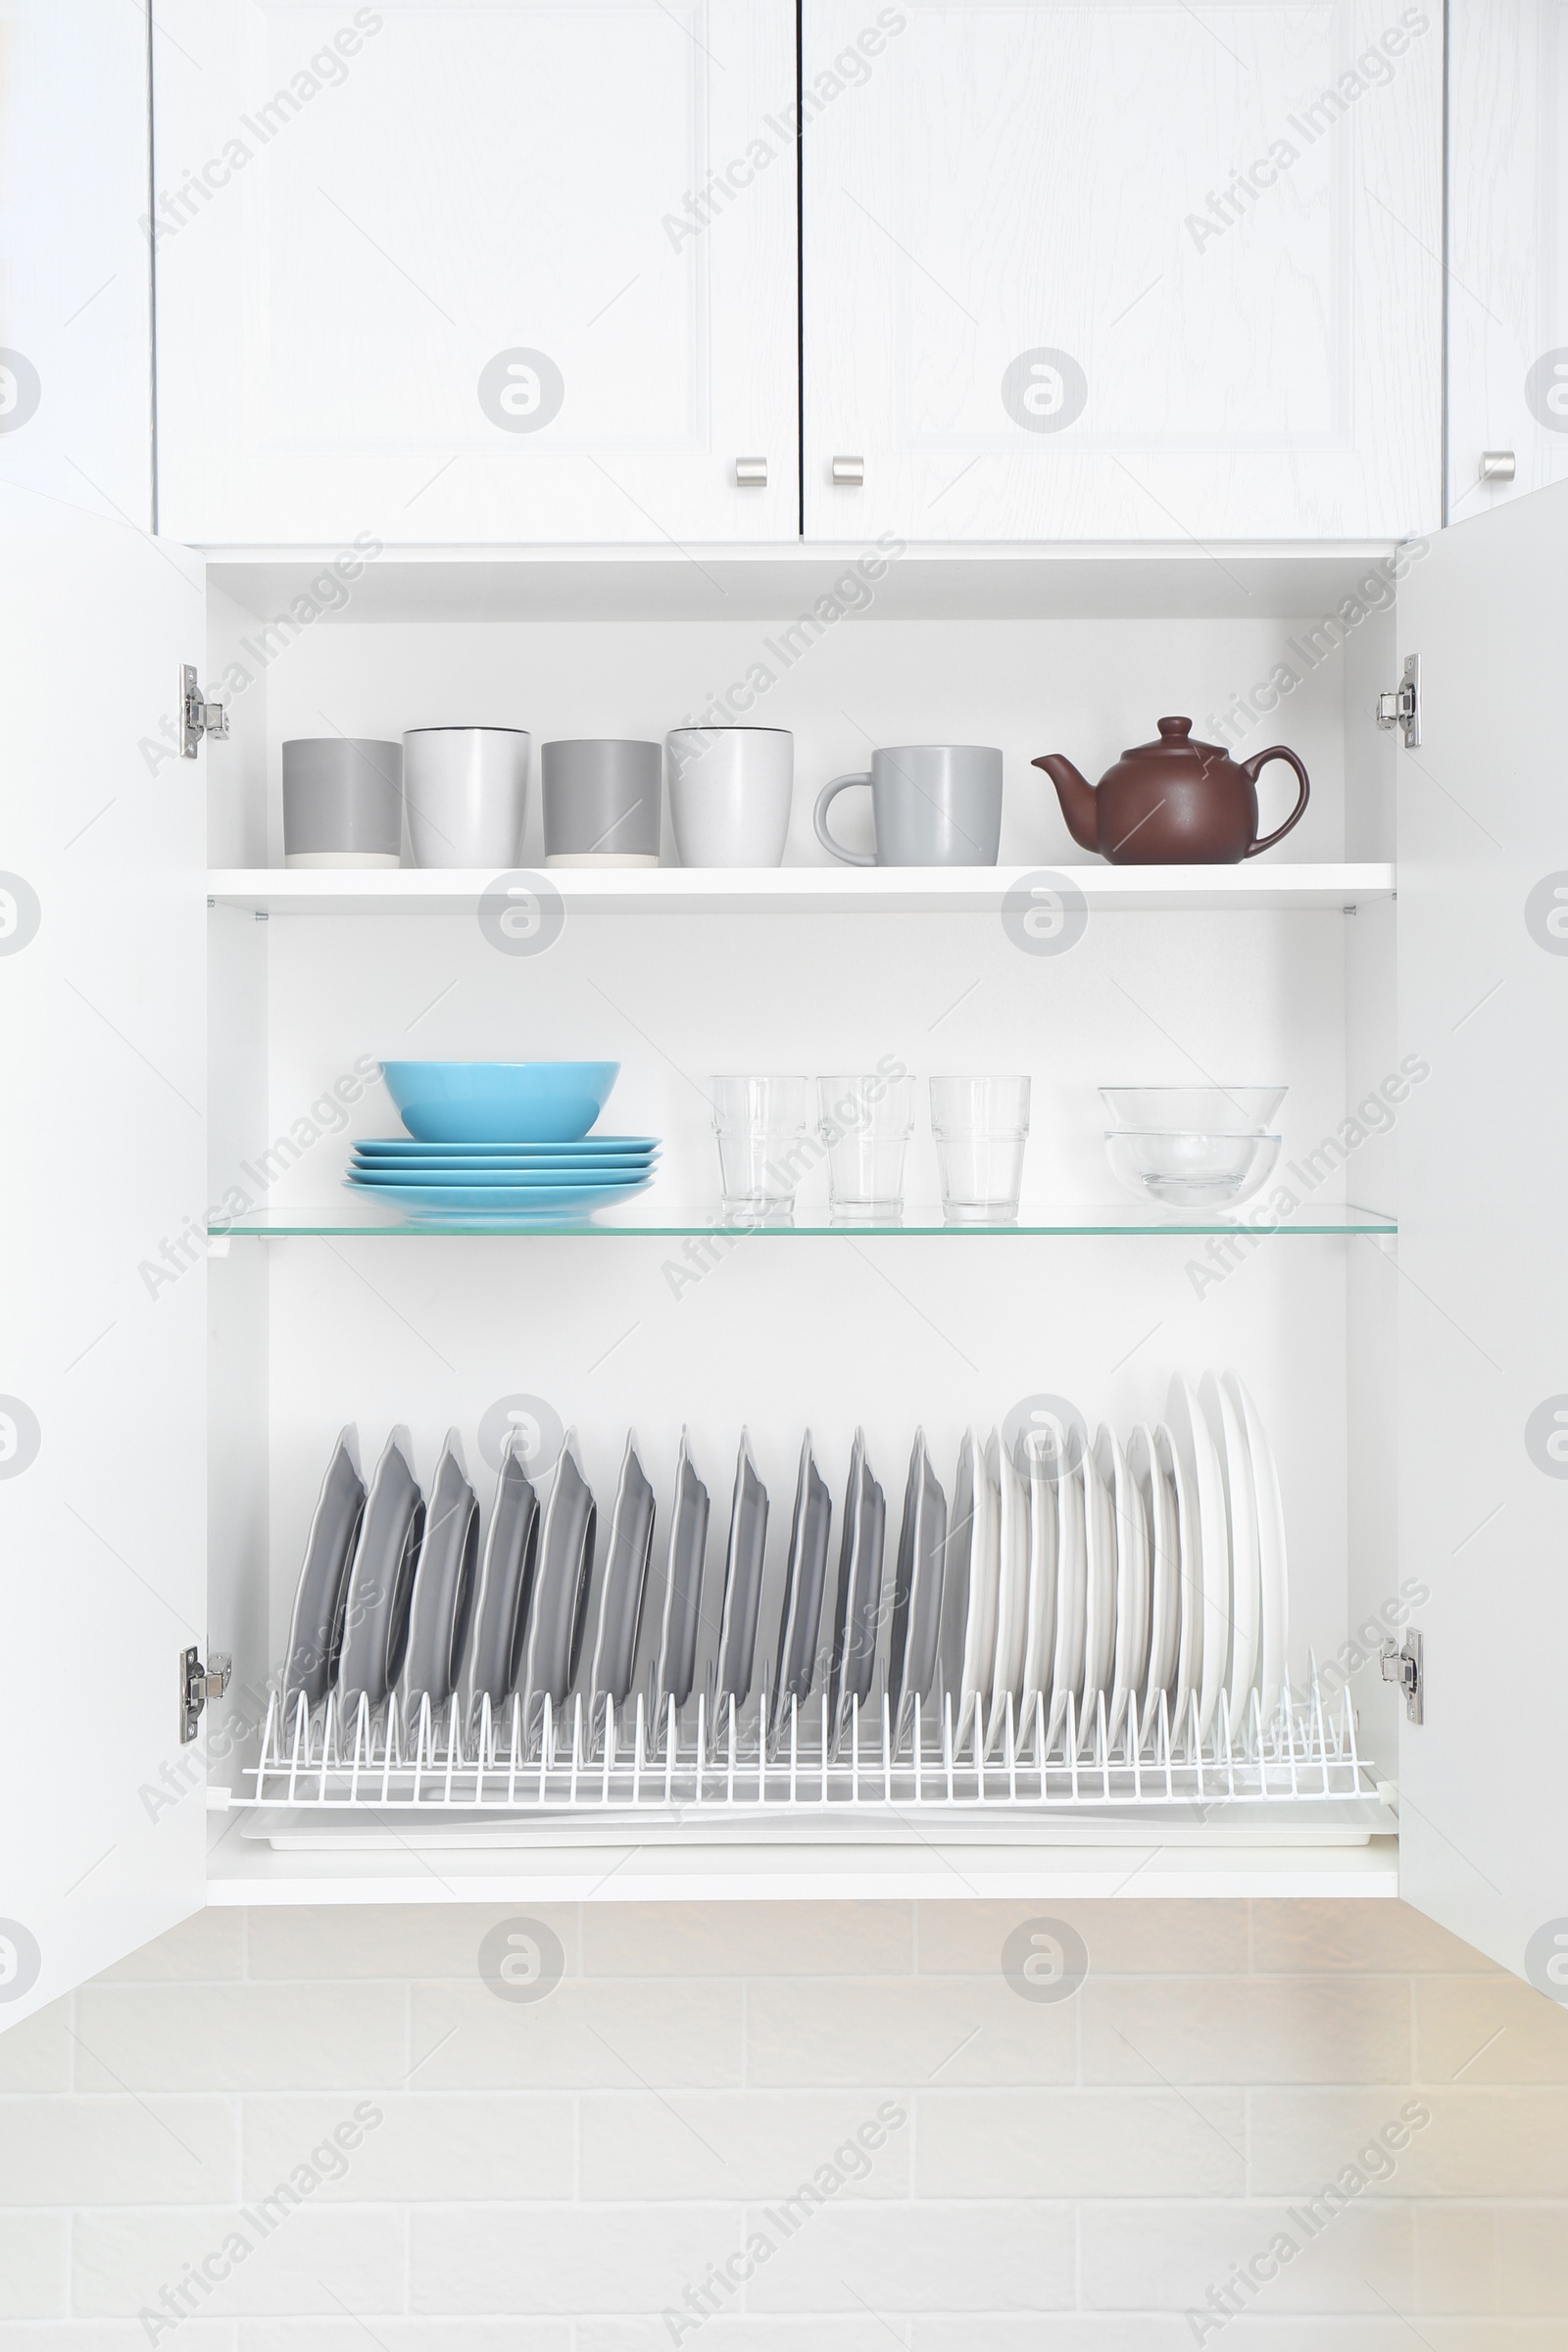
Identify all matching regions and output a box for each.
[205,1826,1399,1907]
[208,862,1394,918]
[203,538,1403,624]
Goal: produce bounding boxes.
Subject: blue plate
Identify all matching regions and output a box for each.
[345,1177,655,1214]
[354,1135,659,1156]
[351,1151,656,1169]
[348,1167,651,1189]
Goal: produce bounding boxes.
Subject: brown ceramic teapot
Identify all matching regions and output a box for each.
[1033,717,1310,865]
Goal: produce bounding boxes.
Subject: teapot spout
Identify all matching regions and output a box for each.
[1032,754,1099,854]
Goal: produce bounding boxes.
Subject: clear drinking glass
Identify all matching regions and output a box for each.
[816,1073,916,1220]
[710,1076,811,1215]
[930,1075,1031,1223]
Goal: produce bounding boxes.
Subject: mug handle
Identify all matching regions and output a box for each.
[813,773,876,867]
[1241,746,1310,858]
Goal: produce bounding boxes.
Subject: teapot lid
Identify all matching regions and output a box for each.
[1127,714,1228,760]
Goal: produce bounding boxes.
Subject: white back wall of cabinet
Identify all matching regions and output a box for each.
[0,0,153,526]
[241,611,1350,868]
[0,490,207,2027]
[226,893,1360,1688]
[261,1230,1353,1692]
[802,0,1442,541]
[1397,478,1568,1989]
[152,1,799,544]
[1447,0,1568,514]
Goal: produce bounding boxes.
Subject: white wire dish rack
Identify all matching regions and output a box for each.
[239,1389,1393,1843]
[238,1663,1385,1837]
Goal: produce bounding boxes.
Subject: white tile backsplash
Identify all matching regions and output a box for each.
[1,1898,1565,2343]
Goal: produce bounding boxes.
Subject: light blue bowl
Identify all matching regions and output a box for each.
[378,1059,619,1144]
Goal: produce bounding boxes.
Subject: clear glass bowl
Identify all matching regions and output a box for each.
[1104,1128,1282,1208]
[1099,1085,1286,1136]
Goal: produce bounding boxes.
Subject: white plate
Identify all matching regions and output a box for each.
[1167,1375,1230,1743]
[960,1434,1000,1754]
[1017,1430,1057,1754]
[1079,1426,1117,1752]
[987,1432,1029,1755]
[1225,1370,1290,1720]
[1129,1424,1181,1727]
[1102,1423,1151,1749]
[1156,1420,1200,1746]
[1200,1369,1260,1733]
[1045,1455,1087,1752]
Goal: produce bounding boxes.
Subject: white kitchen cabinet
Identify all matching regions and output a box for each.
[1396,481,1568,1988]
[0,0,154,528]
[1447,0,1568,515]
[0,487,209,2023]
[801,0,1443,541]
[7,491,1568,2026]
[151,1,800,544]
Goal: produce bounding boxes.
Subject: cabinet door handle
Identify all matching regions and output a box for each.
[734,456,767,488]
[831,454,864,487]
[1480,450,1516,483]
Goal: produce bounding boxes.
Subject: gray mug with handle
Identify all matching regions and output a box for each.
[814,744,1004,867]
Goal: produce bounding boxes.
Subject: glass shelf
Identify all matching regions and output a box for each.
[209,1201,1396,1240]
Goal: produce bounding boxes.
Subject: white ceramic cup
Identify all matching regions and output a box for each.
[665,727,793,867]
[403,727,531,868]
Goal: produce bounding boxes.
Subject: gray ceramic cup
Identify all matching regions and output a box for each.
[282,738,403,868]
[814,744,1004,867]
[542,739,662,866]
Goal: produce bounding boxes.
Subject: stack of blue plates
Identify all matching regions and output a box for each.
[346,1136,661,1220]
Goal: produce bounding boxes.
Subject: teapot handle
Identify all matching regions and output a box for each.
[1242,746,1310,858]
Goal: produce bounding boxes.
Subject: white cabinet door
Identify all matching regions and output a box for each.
[0,487,207,2028]
[152,1,799,545]
[803,0,1441,541]
[1396,477,1568,1995]
[0,0,153,528]
[1448,0,1568,516]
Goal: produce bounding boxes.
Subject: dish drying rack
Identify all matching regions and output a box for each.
[237,1655,1384,1831]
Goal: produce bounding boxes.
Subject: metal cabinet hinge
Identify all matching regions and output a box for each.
[1380,1628,1423,1724]
[180,1646,232,1745]
[1375,652,1420,749]
[180,663,230,758]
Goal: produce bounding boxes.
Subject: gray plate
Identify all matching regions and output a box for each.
[715,1431,769,1730]
[890,1428,948,1740]
[336,1427,425,1737]
[827,1431,887,1737]
[586,1432,657,1745]
[401,1429,479,1738]
[520,1431,597,1749]
[281,1425,366,1717]
[466,1435,540,1739]
[654,1430,710,1724]
[771,1434,833,1735]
